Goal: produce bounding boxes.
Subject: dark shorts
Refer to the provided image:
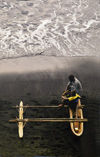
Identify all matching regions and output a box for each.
[63,98,79,112]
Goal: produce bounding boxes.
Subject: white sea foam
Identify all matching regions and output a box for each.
[0,0,99,59]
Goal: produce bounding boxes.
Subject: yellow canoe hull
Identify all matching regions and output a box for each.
[69,99,84,136]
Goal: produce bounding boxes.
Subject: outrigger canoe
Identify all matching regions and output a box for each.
[9,100,87,138]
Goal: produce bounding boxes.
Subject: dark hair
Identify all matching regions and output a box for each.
[68,75,75,82]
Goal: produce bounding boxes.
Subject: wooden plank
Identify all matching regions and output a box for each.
[9,118,88,122]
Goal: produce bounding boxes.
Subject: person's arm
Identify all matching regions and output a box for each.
[77,81,82,95]
[78,81,82,91]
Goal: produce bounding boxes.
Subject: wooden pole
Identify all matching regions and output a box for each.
[9,118,88,123]
[12,105,84,109]
[12,105,68,108]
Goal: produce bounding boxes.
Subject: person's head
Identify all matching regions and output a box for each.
[68,75,75,82]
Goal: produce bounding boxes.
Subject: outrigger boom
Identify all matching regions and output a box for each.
[12,105,84,109]
[9,101,88,138]
[12,105,68,108]
[9,118,88,123]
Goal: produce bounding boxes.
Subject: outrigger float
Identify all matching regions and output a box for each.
[9,100,88,138]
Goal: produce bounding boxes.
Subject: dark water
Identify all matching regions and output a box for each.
[0,56,99,157]
[0,96,98,157]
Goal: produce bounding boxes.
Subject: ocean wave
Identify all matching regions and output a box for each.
[0,0,100,59]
